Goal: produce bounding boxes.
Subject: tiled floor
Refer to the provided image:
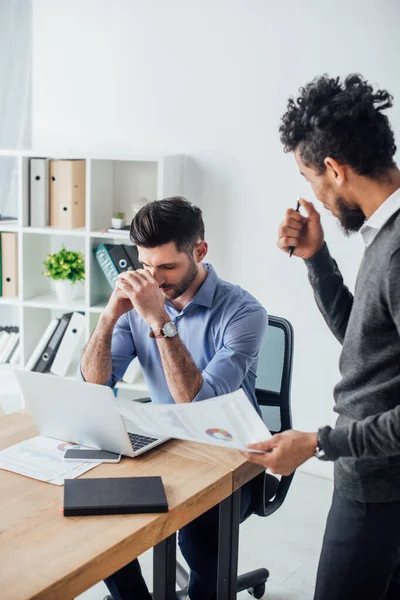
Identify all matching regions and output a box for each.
[77,471,333,599]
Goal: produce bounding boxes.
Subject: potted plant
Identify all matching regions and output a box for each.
[43,246,85,303]
[111,211,126,229]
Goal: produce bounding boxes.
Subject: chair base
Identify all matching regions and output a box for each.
[238,568,269,598]
[171,564,270,599]
[101,565,271,600]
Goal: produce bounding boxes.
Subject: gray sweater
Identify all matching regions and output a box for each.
[305,210,400,503]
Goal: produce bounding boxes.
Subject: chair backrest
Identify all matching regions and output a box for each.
[246,315,295,518]
[255,315,294,434]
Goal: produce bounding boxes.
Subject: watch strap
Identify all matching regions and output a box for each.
[149,321,177,339]
[149,328,164,339]
[314,427,329,461]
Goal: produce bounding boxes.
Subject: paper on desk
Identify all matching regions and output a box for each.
[116,389,271,452]
[0,436,100,485]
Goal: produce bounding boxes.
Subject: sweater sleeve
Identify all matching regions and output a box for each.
[304,244,354,344]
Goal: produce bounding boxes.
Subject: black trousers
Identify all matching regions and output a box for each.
[314,489,400,600]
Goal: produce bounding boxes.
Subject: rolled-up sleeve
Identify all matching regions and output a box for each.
[78,312,137,388]
[193,306,268,402]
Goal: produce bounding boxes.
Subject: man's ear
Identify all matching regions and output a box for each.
[324,156,346,187]
[194,241,208,263]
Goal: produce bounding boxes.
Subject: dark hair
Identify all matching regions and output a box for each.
[130,196,205,253]
[279,74,397,178]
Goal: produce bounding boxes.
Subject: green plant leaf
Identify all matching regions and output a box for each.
[43,244,85,283]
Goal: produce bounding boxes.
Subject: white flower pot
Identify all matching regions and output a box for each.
[111,218,126,229]
[54,280,79,303]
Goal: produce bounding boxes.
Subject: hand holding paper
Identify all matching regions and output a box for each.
[242,430,318,475]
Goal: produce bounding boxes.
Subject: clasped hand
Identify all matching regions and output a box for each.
[117,269,169,329]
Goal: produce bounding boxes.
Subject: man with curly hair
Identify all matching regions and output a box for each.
[243,74,400,599]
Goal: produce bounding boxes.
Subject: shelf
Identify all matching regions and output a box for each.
[0,223,20,233]
[63,361,81,380]
[0,149,185,389]
[23,292,86,311]
[0,363,22,372]
[0,148,174,161]
[0,297,20,306]
[22,226,86,236]
[90,230,131,240]
[89,302,107,313]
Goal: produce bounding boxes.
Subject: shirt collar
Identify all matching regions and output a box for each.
[360,187,400,247]
[165,263,218,313]
[190,263,218,308]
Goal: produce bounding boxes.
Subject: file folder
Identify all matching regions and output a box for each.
[49,160,86,229]
[7,335,20,364]
[50,312,85,377]
[122,244,141,270]
[0,234,2,296]
[32,313,72,373]
[0,332,18,363]
[25,318,60,371]
[1,232,18,297]
[0,331,10,359]
[29,158,49,228]
[10,342,20,365]
[93,244,119,289]
[109,245,132,273]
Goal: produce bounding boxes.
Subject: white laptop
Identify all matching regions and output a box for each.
[15,370,169,458]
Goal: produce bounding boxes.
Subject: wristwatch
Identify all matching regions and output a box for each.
[314,428,328,461]
[149,321,178,339]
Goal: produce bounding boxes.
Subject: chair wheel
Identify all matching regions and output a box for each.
[248,583,266,598]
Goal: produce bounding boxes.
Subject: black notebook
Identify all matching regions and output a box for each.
[63,476,168,516]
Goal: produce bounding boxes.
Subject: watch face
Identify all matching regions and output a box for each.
[162,321,177,338]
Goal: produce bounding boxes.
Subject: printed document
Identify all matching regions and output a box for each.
[116,389,271,452]
[0,436,100,485]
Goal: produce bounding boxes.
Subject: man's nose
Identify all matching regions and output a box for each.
[149,268,165,286]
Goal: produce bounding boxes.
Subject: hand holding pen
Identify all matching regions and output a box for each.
[278,197,325,260]
[289,197,301,257]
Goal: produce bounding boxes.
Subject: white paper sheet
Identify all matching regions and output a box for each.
[116,389,271,452]
[0,436,100,485]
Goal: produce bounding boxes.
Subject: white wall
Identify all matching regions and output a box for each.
[0,0,32,216]
[32,0,400,477]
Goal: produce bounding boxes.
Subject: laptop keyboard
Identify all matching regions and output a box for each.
[127,432,159,452]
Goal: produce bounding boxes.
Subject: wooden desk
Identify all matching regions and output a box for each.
[0,412,262,600]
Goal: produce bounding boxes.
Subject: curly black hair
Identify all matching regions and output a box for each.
[279,74,397,178]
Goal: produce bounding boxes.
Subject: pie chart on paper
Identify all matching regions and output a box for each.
[57,441,82,452]
[205,428,233,442]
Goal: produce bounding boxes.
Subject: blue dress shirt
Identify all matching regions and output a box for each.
[82,264,268,413]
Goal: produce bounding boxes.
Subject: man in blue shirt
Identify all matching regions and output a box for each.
[80,197,267,600]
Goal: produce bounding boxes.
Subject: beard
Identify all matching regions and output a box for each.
[335,196,366,235]
[160,256,198,300]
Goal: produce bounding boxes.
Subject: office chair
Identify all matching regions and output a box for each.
[175,315,295,599]
[104,316,294,600]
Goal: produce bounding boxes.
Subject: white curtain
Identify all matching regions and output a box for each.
[0,0,32,216]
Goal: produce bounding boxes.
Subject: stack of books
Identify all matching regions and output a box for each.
[0,232,18,297]
[0,326,20,365]
[104,225,130,236]
[25,312,85,376]
[0,215,18,225]
[94,243,141,289]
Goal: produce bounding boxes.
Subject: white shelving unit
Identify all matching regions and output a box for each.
[0,149,185,394]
